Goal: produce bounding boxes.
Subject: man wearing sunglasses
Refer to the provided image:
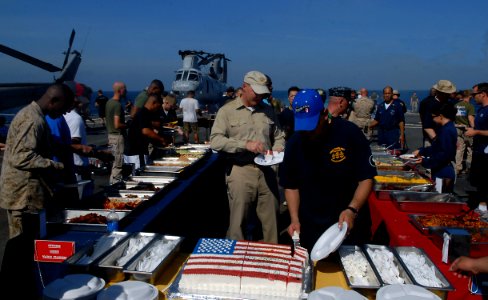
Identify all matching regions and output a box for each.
[465,82,488,208]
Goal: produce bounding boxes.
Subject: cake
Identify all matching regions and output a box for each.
[178,238,309,299]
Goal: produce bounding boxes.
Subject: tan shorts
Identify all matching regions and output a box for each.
[183,122,198,134]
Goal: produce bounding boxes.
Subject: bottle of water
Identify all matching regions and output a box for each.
[106,209,119,232]
[475,202,487,221]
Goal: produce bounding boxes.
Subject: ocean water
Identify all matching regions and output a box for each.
[87,89,430,117]
[0,89,429,123]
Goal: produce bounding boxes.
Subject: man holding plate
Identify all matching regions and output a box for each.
[210,70,285,243]
[279,88,376,252]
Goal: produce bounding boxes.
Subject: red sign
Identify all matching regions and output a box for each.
[34,240,75,263]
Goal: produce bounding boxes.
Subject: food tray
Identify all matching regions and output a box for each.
[58,209,129,231]
[394,246,453,291]
[409,213,488,235]
[101,197,147,211]
[124,235,184,284]
[127,175,176,184]
[338,245,382,289]
[390,191,467,214]
[64,231,130,270]
[105,190,154,199]
[96,232,161,282]
[363,244,413,285]
[166,258,314,300]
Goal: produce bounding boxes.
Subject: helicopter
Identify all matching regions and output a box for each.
[0,29,81,111]
[171,50,230,112]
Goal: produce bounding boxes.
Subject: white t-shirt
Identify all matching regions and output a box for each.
[179,97,200,123]
[64,110,88,167]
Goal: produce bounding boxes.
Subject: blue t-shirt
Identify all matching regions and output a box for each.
[45,115,76,183]
[473,105,488,154]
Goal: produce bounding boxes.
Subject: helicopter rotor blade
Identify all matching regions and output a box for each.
[0,44,62,72]
[62,29,75,69]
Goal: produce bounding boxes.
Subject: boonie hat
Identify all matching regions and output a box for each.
[244,71,270,95]
[432,80,456,94]
[392,90,400,95]
[293,89,324,131]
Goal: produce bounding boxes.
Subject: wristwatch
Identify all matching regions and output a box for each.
[346,206,358,216]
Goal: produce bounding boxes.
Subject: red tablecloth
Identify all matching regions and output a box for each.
[368,192,486,300]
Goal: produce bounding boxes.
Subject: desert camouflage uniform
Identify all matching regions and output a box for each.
[350,97,375,139]
[0,101,60,238]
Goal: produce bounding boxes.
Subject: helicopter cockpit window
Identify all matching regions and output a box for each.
[175,72,183,81]
[188,71,199,81]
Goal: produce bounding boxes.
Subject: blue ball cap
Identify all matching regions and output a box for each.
[292,89,324,131]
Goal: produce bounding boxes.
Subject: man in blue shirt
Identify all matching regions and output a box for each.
[466,82,488,208]
[369,86,405,150]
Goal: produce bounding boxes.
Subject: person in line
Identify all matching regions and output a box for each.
[95,89,109,124]
[131,79,164,118]
[449,256,488,278]
[210,70,285,243]
[419,81,456,147]
[222,86,235,104]
[106,81,128,184]
[278,86,300,141]
[369,86,405,150]
[413,103,457,193]
[0,84,74,238]
[410,92,419,113]
[454,89,475,175]
[179,90,201,144]
[158,93,183,145]
[125,93,168,170]
[280,88,376,252]
[392,90,407,114]
[465,83,488,209]
[348,87,375,140]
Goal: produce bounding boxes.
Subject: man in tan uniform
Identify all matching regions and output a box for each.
[210,71,285,243]
[349,88,375,140]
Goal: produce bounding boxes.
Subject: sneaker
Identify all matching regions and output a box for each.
[283,201,287,206]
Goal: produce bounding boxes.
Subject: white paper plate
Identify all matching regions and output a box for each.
[43,274,105,300]
[308,286,366,300]
[376,284,441,300]
[399,154,415,160]
[311,221,348,261]
[254,151,284,166]
[97,281,159,300]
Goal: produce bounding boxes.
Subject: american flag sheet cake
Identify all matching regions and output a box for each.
[177,238,309,299]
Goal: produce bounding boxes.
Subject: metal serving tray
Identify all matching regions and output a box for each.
[363,244,414,285]
[127,175,176,184]
[408,213,488,235]
[394,246,453,291]
[64,231,130,269]
[105,190,154,199]
[167,257,314,300]
[390,191,467,214]
[338,245,382,289]
[124,235,183,284]
[96,232,160,282]
[102,197,147,211]
[60,209,129,232]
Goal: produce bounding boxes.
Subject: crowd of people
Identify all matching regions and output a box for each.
[0,74,487,293]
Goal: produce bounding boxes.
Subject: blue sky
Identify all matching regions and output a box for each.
[1,0,487,92]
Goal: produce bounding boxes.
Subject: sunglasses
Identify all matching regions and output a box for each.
[471,92,482,96]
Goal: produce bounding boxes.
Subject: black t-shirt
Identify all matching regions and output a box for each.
[279,117,377,250]
[95,95,109,117]
[125,107,158,156]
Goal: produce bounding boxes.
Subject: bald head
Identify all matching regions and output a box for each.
[38,83,74,118]
[112,81,127,100]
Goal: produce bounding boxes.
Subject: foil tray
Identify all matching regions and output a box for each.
[338,245,382,289]
[166,258,314,300]
[123,235,184,284]
[96,232,161,282]
[390,191,467,214]
[105,190,155,199]
[363,244,414,285]
[64,231,131,270]
[56,209,129,232]
[394,246,453,291]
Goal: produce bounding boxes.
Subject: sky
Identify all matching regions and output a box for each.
[1,0,487,92]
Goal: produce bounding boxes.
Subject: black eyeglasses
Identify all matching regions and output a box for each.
[471,92,481,96]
